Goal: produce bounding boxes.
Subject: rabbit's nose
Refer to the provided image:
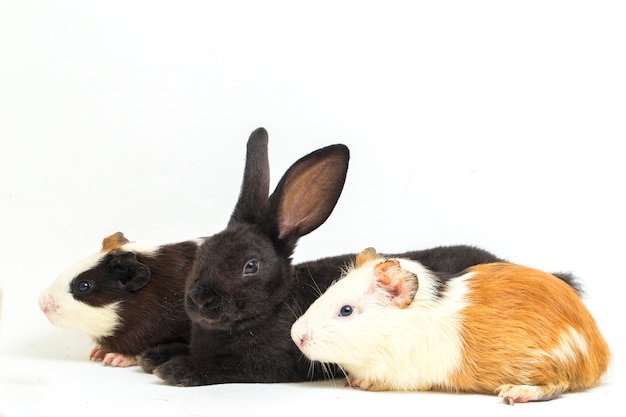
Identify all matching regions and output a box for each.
[186,291,219,314]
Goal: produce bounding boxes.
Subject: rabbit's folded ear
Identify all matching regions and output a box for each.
[229,128,270,225]
[261,143,350,249]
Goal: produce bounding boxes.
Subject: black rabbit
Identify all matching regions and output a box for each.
[139,128,519,386]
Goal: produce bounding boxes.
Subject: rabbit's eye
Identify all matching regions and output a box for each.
[339,305,354,317]
[243,260,259,276]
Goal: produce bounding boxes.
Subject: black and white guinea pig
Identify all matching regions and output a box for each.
[291,248,611,405]
[39,232,200,367]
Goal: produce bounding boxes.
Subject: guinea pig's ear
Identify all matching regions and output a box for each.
[374,259,419,308]
[108,251,151,292]
[356,247,380,267]
[101,232,130,252]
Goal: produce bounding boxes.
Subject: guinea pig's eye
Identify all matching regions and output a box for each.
[339,305,354,317]
[77,280,93,293]
[243,260,259,276]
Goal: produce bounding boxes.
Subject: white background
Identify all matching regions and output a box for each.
[1,1,624,416]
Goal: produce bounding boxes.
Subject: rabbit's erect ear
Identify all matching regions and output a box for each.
[229,128,270,225]
[261,143,349,246]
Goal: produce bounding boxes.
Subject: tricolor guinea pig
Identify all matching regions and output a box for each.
[291,248,611,404]
[39,232,200,367]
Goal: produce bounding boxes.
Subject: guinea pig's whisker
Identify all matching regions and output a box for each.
[322,362,338,385]
[301,267,324,297]
[281,300,300,320]
[334,363,348,384]
[309,277,323,298]
[300,352,324,383]
[307,358,316,380]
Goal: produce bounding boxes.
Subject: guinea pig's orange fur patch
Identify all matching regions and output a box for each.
[101,232,130,252]
[449,263,610,397]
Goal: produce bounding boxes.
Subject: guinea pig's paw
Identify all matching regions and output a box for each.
[496,383,564,405]
[90,346,137,367]
[346,375,381,391]
[153,356,209,387]
[89,346,109,362]
[102,353,138,368]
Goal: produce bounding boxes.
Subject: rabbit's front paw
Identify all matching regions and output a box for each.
[139,342,189,374]
[153,355,210,387]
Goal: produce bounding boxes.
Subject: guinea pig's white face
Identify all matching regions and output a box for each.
[39,251,121,339]
[291,260,384,364]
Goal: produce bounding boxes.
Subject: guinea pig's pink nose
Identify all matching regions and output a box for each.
[39,296,57,316]
[296,334,309,349]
